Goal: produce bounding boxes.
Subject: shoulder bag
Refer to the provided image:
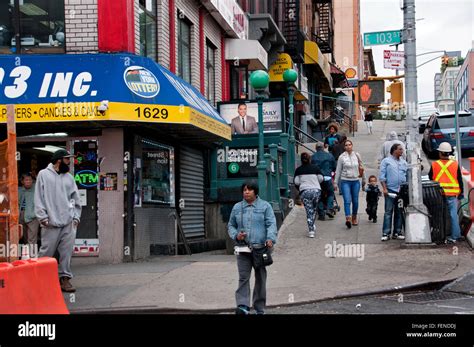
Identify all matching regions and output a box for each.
[241,202,273,267]
[355,152,365,178]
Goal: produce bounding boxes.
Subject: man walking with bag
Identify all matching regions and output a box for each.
[35,149,82,292]
[228,181,278,315]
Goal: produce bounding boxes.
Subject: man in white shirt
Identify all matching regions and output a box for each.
[231,103,258,135]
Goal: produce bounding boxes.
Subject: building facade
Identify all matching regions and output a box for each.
[333,0,363,119]
[438,66,461,112]
[0,0,243,264]
[434,73,442,104]
[454,50,474,113]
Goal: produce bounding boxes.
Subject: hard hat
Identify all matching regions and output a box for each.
[437,142,453,153]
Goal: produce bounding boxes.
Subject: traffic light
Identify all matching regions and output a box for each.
[441,56,449,65]
[387,81,403,109]
[358,80,385,105]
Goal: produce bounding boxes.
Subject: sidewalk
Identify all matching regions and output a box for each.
[66,120,474,313]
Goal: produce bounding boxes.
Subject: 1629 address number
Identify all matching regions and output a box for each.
[134,107,169,119]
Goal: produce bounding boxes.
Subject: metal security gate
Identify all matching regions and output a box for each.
[180,146,205,239]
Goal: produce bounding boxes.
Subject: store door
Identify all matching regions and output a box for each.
[72,140,99,255]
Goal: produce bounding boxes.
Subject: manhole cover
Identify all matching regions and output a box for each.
[383,291,472,304]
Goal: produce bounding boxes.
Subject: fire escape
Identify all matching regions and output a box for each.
[313,0,334,55]
[280,0,304,63]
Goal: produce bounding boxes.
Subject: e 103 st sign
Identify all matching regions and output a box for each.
[364,30,401,46]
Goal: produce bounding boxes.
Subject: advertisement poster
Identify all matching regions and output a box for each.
[100,173,118,191]
[219,100,283,135]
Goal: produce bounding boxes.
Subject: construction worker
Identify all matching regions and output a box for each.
[429,142,464,244]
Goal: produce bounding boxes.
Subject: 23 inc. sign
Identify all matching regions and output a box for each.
[0,65,97,100]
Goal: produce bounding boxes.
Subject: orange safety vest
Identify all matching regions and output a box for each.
[432,160,461,196]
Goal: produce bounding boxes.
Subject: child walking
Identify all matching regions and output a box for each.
[365,175,381,223]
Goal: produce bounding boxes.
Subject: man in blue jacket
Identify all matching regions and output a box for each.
[35,149,82,293]
[379,143,407,241]
[228,181,277,315]
[312,142,337,220]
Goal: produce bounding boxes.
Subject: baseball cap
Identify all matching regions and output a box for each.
[51,149,74,162]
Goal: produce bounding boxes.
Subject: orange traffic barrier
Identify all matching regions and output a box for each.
[0,257,69,314]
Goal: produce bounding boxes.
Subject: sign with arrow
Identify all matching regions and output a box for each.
[384,50,405,70]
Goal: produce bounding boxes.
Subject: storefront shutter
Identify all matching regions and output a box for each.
[180,146,205,239]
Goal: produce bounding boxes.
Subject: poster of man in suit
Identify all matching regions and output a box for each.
[219,100,283,136]
[230,103,258,134]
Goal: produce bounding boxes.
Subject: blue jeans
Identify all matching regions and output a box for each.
[382,194,402,236]
[445,196,462,240]
[341,180,360,217]
[318,180,335,216]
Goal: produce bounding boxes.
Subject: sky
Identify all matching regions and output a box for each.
[360,0,473,107]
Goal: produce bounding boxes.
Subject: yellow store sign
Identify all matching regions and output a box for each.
[269,53,293,82]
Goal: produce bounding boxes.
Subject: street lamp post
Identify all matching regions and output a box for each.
[283,69,298,173]
[250,70,270,198]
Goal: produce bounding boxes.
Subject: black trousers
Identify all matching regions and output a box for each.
[366,201,378,219]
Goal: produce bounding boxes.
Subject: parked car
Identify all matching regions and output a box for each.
[418,114,432,133]
[421,111,474,158]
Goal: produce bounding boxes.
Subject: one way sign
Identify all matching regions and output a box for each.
[383,50,405,70]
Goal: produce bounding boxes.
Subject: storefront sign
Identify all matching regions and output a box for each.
[74,239,99,256]
[218,99,284,135]
[204,0,248,39]
[75,170,99,188]
[124,66,160,98]
[269,54,294,82]
[0,54,231,140]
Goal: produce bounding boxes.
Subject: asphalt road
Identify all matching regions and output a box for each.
[266,291,474,314]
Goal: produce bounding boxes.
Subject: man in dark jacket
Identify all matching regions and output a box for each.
[311,142,337,220]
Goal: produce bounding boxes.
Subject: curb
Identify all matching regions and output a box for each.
[69,277,457,314]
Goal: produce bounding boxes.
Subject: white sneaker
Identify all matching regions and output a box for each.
[308,231,315,238]
[394,234,405,240]
[381,235,389,241]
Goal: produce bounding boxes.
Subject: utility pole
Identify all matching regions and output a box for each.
[403,0,432,243]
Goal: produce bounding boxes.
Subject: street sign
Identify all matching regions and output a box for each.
[364,30,401,46]
[383,50,405,70]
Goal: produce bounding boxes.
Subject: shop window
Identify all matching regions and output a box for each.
[0,0,65,54]
[139,139,175,206]
[178,15,191,83]
[206,40,216,106]
[230,65,249,100]
[139,0,157,61]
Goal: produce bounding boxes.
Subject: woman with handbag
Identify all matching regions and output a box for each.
[334,140,366,228]
[227,181,278,315]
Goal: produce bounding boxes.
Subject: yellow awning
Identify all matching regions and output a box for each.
[304,40,332,90]
[304,41,318,65]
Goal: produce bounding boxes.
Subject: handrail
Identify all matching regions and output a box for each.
[286,120,321,143]
[295,139,316,154]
